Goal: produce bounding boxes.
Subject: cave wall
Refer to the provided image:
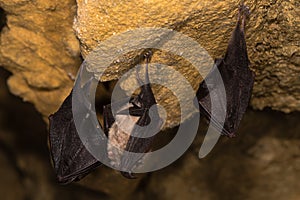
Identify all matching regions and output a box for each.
[0,70,299,199]
[0,0,299,120]
[0,0,81,120]
[0,0,299,199]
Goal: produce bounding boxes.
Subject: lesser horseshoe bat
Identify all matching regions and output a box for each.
[49,2,254,183]
[196,3,255,137]
[49,51,161,183]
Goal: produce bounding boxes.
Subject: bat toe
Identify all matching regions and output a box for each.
[121,171,137,179]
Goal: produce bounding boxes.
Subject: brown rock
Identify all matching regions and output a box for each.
[0,0,81,118]
[77,166,142,199]
[74,0,300,115]
[0,0,299,198]
[143,110,300,200]
[0,0,298,122]
[145,152,217,200]
[0,149,26,200]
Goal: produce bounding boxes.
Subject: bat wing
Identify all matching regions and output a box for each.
[121,113,158,178]
[103,104,115,136]
[104,90,161,178]
[104,101,154,178]
[49,91,102,184]
[196,5,254,137]
[197,60,234,136]
[104,50,162,178]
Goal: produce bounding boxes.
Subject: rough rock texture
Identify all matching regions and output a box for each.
[74,0,300,114]
[0,0,81,120]
[0,0,299,121]
[0,0,299,198]
[248,0,300,112]
[144,110,300,200]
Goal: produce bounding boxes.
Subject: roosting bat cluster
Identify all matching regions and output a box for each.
[48,3,254,184]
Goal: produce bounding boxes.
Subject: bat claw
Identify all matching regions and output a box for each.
[241,6,250,17]
[238,3,250,33]
[121,171,137,179]
[227,132,236,138]
[136,49,153,86]
[238,3,250,18]
[143,50,153,62]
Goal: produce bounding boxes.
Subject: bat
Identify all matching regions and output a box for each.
[196,2,255,137]
[49,91,102,184]
[49,50,161,182]
[104,51,163,178]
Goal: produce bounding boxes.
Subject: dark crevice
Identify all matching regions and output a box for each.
[0,139,25,179]
[0,7,8,33]
[0,69,48,156]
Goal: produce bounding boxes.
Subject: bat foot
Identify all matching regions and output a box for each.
[121,171,137,179]
[239,5,250,18]
[238,4,250,32]
[221,128,237,138]
[226,132,236,138]
[143,50,153,62]
[136,49,153,86]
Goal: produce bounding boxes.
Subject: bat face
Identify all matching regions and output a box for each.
[48,91,102,184]
[196,4,255,137]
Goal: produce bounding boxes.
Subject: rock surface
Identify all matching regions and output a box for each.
[74,0,300,114]
[0,0,299,198]
[143,110,300,200]
[0,0,299,122]
[0,0,81,120]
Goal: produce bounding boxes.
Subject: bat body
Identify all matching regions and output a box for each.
[196,4,255,137]
[104,51,162,178]
[49,51,161,182]
[49,92,102,184]
[48,2,253,182]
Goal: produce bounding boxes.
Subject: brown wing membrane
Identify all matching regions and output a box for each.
[48,91,102,184]
[49,51,162,182]
[105,51,162,178]
[196,4,255,137]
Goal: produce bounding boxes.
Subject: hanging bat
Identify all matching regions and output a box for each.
[49,91,102,184]
[104,51,163,178]
[196,2,255,137]
[49,50,161,183]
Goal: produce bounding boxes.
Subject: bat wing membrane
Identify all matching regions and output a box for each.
[196,5,254,137]
[49,91,102,184]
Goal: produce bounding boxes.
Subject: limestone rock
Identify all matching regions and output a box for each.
[0,0,299,197]
[0,0,81,118]
[144,110,300,200]
[74,0,300,115]
[0,0,298,122]
[0,149,26,200]
[1,52,300,200]
[248,0,300,112]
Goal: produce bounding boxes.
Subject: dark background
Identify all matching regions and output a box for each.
[1,67,299,200]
